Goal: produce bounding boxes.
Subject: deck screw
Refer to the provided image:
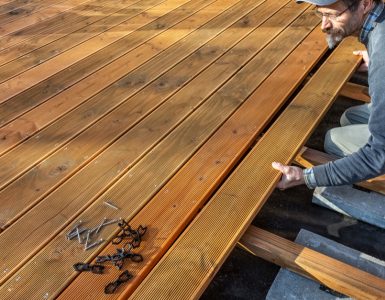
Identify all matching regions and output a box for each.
[104,201,120,210]
[85,239,104,251]
[76,227,82,243]
[66,221,83,238]
[103,219,120,226]
[84,231,91,249]
[68,227,87,240]
[96,217,107,234]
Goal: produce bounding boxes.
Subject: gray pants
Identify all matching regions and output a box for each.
[324,103,371,157]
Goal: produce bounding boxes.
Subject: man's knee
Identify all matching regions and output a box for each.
[324,128,346,158]
[339,104,371,127]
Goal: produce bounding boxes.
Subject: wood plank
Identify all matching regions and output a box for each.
[59,24,327,300]
[129,37,362,300]
[339,81,370,102]
[0,3,318,297]
[0,0,305,228]
[0,0,92,36]
[0,0,160,82]
[295,147,385,195]
[239,226,385,299]
[0,0,149,67]
[0,0,257,287]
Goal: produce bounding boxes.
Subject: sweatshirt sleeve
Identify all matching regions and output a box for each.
[312,27,385,187]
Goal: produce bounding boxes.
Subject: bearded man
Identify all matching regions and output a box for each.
[272,0,385,190]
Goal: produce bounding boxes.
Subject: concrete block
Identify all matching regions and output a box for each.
[266,229,385,300]
[313,185,385,229]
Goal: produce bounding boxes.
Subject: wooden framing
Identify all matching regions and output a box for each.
[340,82,370,103]
[239,226,385,299]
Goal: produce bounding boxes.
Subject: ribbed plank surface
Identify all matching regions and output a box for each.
[130,37,361,300]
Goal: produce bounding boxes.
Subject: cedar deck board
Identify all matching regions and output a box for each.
[0,0,65,25]
[0,0,265,228]
[0,1,361,299]
[0,0,153,65]
[240,226,385,299]
[129,37,361,300]
[0,2,320,298]
[59,25,326,300]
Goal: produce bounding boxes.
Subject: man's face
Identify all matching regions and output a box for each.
[317,1,364,48]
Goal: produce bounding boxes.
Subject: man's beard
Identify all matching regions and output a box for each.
[325,28,345,49]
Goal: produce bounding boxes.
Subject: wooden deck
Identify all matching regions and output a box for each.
[0,0,365,299]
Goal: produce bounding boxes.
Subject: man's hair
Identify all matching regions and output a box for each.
[342,0,382,11]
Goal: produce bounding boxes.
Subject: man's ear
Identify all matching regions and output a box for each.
[361,0,374,14]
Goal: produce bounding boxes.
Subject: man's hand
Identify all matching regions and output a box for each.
[353,50,369,72]
[272,162,305,190]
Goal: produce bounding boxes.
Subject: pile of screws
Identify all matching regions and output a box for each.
[73,220,147,294]
[66,218,120,250]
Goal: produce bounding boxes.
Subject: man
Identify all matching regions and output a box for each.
[272,0,385,190]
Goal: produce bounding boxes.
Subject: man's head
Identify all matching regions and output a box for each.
[297,0,377,48]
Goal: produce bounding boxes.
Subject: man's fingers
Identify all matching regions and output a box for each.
[272,162,285,172]
[353,50,363,56]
